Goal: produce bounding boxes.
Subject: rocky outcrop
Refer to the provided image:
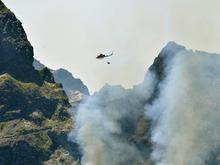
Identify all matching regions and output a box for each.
[146,41,185,103]
[0,1,54,85]
[33,59,46,71]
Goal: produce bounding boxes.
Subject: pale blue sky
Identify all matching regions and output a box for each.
[3,0,220,93]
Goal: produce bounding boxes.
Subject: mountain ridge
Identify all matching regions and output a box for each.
[33,59,90,103]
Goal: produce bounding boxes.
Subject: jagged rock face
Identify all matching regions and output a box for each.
[0,1,80,164]
[149,41,185,82]
[0,1,54,85]
[53,68,90,96]
[33,59,46,70]
[146,42,185,103]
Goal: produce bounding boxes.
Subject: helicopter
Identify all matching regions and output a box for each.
[96,51,114,59]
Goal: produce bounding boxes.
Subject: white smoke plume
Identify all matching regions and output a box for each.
[146,48,220,165]
[69,42,220,165]
[70,71,156,165]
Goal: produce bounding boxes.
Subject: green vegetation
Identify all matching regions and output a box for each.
[0,73,79,164]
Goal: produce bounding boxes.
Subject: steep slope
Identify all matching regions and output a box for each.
[146,43,220,165]
[0,1,80,164]
[147,41,185,102]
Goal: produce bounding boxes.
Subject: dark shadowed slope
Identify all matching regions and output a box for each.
[0,2,54,85]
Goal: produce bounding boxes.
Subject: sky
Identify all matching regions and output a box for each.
[2,0,220,93]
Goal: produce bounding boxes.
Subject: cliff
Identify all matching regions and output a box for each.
[0,1,80,164]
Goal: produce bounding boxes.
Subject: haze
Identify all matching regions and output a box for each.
[3,0,220,93]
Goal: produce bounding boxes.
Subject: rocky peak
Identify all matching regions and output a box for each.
[160,41,185,57]
[0,1,54,85]
[53,68,90,96]
[149,42,185,82]
[33,59,45,70]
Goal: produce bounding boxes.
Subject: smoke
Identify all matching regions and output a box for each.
[69,42,220,165]
[146,48,220,165]
[69,71,156,165]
